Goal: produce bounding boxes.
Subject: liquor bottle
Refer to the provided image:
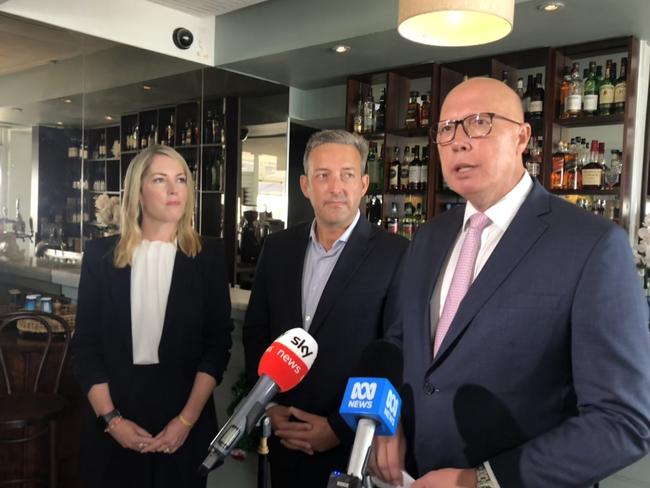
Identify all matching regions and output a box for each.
[614,57,627,114]
[559,67,571,119]
[582,140,604,189]
[409,146,421,191]
[523,74,534,116]
[405,91,420,129]
[376,88,386,133]
[582,62,598,116]
[566,63,583,118]
[186,121,194,145]
[166,115,175,146]
[386,201,399,234]
[501,70,509,84]
[141,125,148,149]
[353,88,364,134]
[366,194,382,226]
[419,94,430,128]
[599,60,614,116]
[99,133,106,158]
[400,147,411,191]
[529,73,544,119]
[609,149,622,188]
[148,124,156,147]
[389,147,400,191]
[420,146,428,191]
[516,78,525,112]
[413,202,423,232]
[402,201,414,240]
[595,65,604,88]
[563,139,581,190]
[205,110,213,143]
[367,143,381,194]
[551,141,566,190]
[526,136,542,180]
[363,88,375,133]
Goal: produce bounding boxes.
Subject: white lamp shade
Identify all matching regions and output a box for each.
[398,0,514,47]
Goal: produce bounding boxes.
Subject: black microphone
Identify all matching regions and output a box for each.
[199,328,318,474]
[328,340,404,487]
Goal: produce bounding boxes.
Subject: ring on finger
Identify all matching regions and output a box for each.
[138,442,144,450]
[164,447,171,454]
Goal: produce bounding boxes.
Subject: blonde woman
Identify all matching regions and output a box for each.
[72,145,233,488]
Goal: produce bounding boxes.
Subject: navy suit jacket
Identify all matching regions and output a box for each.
[243,216,408,443]
[388,181,650,487]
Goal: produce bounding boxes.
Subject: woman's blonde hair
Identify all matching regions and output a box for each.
[113,145,201,268]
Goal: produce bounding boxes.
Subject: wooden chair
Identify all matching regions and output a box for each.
[0,312,71,488]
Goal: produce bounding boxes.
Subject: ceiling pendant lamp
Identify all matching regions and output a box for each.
[398,0,515,47]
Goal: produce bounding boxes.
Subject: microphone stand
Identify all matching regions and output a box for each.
[257,416,271,488]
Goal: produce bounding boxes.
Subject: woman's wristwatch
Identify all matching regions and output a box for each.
[96,409,122,432]
[476,464,496,488]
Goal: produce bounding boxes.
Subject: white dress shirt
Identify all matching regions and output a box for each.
[437,173,534,319]
[431,172,533,488]
[130,239,177,364]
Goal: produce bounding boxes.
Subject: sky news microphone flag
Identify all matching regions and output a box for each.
[199,328,318,474]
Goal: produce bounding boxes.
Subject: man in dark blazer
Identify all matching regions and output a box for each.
[243,129,408,487]
[372,77,650,488]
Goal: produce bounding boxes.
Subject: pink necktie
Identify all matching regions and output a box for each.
[433,212,492,357]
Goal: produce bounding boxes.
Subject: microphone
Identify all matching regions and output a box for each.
[328,341,403,487]
[199,327,318,474]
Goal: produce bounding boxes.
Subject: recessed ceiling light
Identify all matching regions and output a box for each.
[63,98,72,104]
[56,121,63,126]
[105,115,114,121]
[332,45,351,54]
[538,1,565,12]
[142,85,153,90]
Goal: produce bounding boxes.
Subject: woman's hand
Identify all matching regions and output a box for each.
[141,416,192,454]
[108,418,153,452]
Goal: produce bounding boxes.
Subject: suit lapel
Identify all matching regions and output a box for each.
[288,225,311,328]
[308,217,374,336]
[108,260,133,357]
[158,250,189,354]
[431,182,552,366]
[419,208,464,345]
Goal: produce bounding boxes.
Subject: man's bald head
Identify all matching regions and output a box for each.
[440,77,525,123]
[436,76,531,212]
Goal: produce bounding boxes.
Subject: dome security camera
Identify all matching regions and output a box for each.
[173,28,194,50]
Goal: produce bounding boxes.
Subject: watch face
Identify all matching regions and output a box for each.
[96,409,120,431]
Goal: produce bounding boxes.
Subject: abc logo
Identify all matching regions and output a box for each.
[351,382,377,400]
[386,389,399,418]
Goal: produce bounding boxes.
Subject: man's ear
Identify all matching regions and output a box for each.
[300,174,310,199]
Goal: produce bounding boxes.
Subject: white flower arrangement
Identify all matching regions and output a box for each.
[95,193,121,234]
[633,215,650,269]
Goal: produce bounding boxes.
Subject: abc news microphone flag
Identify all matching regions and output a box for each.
[200,328,318,473]
[327,341,403,487]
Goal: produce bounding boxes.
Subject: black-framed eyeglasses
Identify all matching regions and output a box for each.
[431,112,523,145]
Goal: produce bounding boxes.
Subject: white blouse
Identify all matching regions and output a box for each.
[130,239,177,364]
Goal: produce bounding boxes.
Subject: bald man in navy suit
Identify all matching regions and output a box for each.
[372,78,650,488]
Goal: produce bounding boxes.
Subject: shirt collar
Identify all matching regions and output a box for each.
[463,172,534,231]
[309,209,361,248]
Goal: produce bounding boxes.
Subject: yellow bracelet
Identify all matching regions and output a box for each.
[178,414,194,428]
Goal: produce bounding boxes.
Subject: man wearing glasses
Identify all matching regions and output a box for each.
[372,77,650,488]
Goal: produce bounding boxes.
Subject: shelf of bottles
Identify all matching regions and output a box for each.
[349,68,432,240]
[548,40,631,225]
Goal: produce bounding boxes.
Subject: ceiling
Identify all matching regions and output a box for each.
[211,0,650,89]
[146,0,267,17]
[0,11,286,128]
[0,12,115,76]
[1,0,649,128]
